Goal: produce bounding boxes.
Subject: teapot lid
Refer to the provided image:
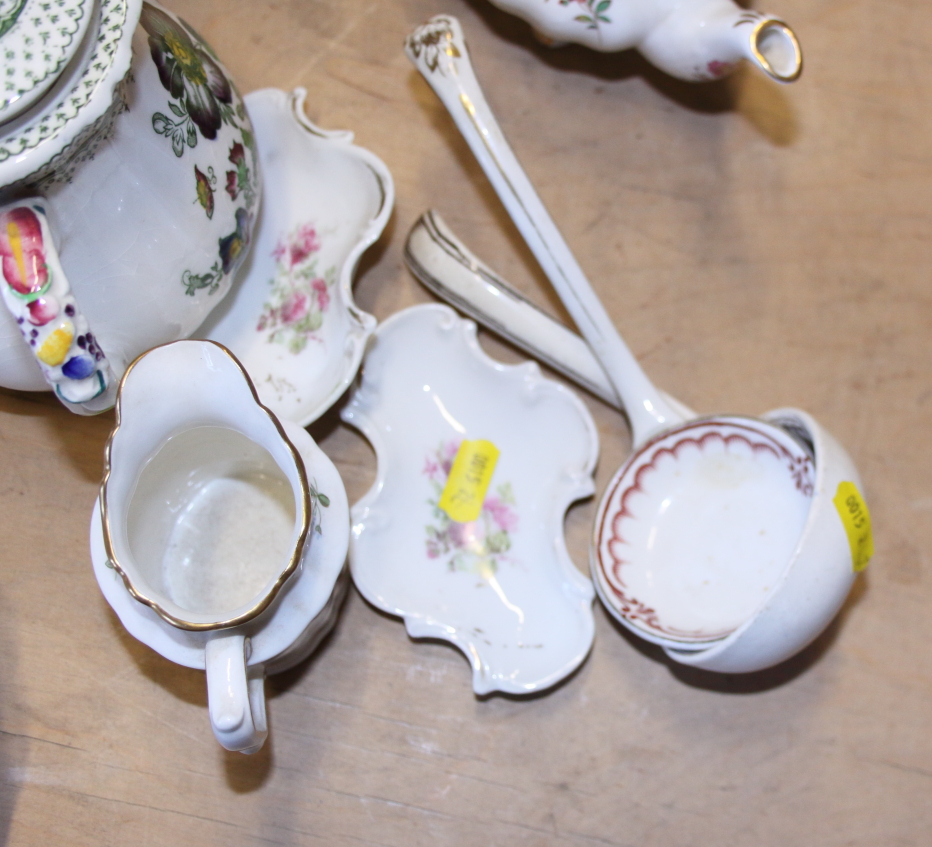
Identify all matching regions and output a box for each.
[0,0,96,124]
[0,0,140,187]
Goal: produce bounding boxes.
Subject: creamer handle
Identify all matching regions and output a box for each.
[205,633,268,754]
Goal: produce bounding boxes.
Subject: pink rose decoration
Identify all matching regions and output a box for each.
[484,497,518,533]
[289,224,320,267]
[448,520,482,550]
[0,207,48,296]
[279,291,309,325]
[312,277,329,312]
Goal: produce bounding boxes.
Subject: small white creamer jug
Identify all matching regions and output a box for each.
[98,339,345,753]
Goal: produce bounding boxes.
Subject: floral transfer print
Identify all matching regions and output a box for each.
[181,207,252,296]
[424,440,518,577]
[556,0,612,31]
[140,3,259,298]
[309,479,330,535]
[256,223,336,353]
[142,3,233,154]
[224,141,256,209]
[194,165,216,218]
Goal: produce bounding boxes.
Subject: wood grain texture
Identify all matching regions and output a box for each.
[2,0,932,843]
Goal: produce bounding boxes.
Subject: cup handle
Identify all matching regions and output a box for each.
[0,198,115,413]
[205,633,269,754]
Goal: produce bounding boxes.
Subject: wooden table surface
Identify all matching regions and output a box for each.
[2,0,931,844]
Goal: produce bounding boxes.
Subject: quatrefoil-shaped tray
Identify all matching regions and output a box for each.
[342,304,599,695]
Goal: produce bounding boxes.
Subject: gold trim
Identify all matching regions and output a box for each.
[750,18,802,83]
[99,339,312,633]
[457,91,608,345]
[405,17,461,75]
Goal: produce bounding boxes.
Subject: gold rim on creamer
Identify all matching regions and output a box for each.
[99,339,312,632]
[750,18,803,83]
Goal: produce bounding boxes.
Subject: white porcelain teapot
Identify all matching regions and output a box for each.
[0,0,260,412]
[487,0,802,82]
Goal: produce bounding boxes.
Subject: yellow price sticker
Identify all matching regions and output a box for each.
[439,439,500,524]
[832,481,873,572]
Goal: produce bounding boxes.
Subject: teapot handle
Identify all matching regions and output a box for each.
[0,198,115,412]
[205,633,269,754]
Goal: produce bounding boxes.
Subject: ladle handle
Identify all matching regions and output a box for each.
[405,16,681,445]
[406,210,697,419]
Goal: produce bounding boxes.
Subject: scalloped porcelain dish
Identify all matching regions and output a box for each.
[341,304,599,696]
[197,87,394,427]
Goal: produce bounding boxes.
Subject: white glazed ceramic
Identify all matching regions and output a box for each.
[341,304,599,695]
[404,213,865,671]
[406,210,695,417]
[197,87,393,427]
[0,1,260,411]
[484,0,802,82]
[94,339,348,751]
[406,18,867,671]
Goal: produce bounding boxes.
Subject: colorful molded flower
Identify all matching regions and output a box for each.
[62,355,96,380]
[26,294,59,326]
[218,207,251,275]
[0,206,48,296]
[140,4,233,141]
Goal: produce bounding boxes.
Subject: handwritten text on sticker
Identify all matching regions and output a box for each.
[833,481,873,572]
[439,439,500,524]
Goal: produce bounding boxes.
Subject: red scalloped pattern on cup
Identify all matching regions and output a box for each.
[595,420,815,642]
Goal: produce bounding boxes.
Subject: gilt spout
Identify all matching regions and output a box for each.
[638,1,802,83]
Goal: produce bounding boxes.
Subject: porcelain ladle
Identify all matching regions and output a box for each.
[405,16,870,671]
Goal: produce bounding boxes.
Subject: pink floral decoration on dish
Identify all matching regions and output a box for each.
[423,439,519,576]
[256,222,336,354]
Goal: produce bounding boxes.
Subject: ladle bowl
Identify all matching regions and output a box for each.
[592,415,815,650]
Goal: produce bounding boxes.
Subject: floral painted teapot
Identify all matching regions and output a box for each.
[487,0,802,83]
[0,0,260,412]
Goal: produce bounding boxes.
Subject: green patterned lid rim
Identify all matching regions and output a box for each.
[0,0,139,186]
[0,0,95,124]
